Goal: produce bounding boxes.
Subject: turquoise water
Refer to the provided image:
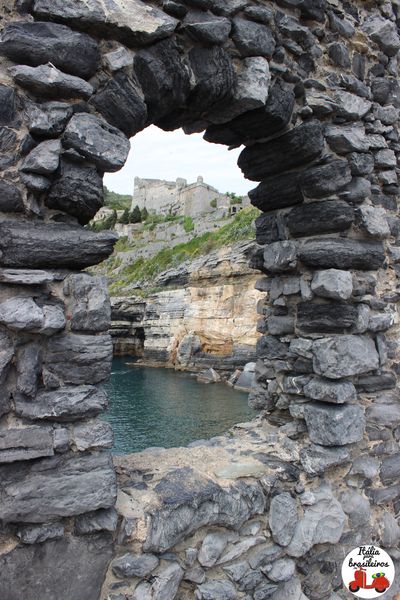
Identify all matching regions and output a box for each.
[102,357,256,454]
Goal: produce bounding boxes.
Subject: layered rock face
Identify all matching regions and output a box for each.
[0,0,399,599]
[111,241,262,371]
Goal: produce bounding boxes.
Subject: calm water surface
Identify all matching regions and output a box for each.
[102,357,256,454]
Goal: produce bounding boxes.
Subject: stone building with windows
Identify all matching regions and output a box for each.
[131,174,244,216]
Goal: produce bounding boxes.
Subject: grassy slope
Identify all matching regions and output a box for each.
[106,206,259,296]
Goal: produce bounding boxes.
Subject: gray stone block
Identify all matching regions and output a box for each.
[303,378,357,404]
[269,493,298,546]
[311,269,353,301]
[312,335,379,379]
[9,64,93,99]
[63,113,130,172]
[0,21,100,78]
[0,427,54,463]
[75,508,118,535]
[304,403,365,446]
[196,579,237,600]
[17,522,64,544]
[0,221,117,269]
[300,444,350,475]
[34,0,178,46]
[299,238,385,271]
[0,533,113,600]
[27,101,73,136]
[65,273,111,332]
[0,452,116,523]
[45,333,112,385]
[132,562,183,600]
[71,421,113,451]
[0,180,24,213]
[232,18,275,58]
[112,552,159,578]
[15,385,108,422]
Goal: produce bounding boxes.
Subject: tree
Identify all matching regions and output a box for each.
[129,205,142,224]
[119,208,129,224]
[141,206,149,221]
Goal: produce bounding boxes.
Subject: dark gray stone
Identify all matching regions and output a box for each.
[198,532,229,567]
[244,5,273,24]
[380,511,400,548]
[0,221,117,269]
[17,342,42,397]
[90,72,147,138]
[303,378,357,404]
[71,421,113,451]
[257,336,289,360]
[340,490,371,528]
[163,1,188,18]
[183,11,231,45]
[0,269,54,285]
[311,269,353,301]
[276,13,315,50]
[269,493,298,547]
[367,402,400,428]
[75,508,118,535]
[209,0,247,16]
[0,180,24,213]
[232,18,275,58]
[103,46,133,70]
[0,452,116,522]
[65,273,110,332]
[134,38,191,124]
[334,91,372,121]
[264,241,297,273]
[297,303,358,333]
[328,42,351,69]
[63,113,130,173]
[15,385,108,422]
[357,205,390,239]
[255,213,285,245]
[328,11,355,37]
[0,21,100,78]
[301,160,352,199]
[362,14,400,56]
[17,522,64,544]
[312,335,379,379]
[380,454,400,485]
[112,552,159,578]
[286,486,345,557]
[204,78,294,146]
[45,333,112,385]
[21,139,61,175]
[20,172,51,192]
[27,101,73,136]
[186,46,236,122]
[0,127,17,152]
[46,159,103,225]
[0,534,113,600]
[10,64,93,99]
[339,176,372,204]
[249,171,303,212]
[0,297,43,331]
[348,152,374,176]
[238,121,324,181]
[325,124,370,154]
[300,444,350,476]
[304,403,366,446]
[0,427,54,463]
[0,84,16,125]
[286,201,354,237]
[33,0,178,46]
[132,562,184,600]
[145,468,265,552]
[299,238,385,270]
[196,579,237,600]
[356,372,396,393]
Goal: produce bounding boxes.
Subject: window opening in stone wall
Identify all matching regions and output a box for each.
[89,126,262,453]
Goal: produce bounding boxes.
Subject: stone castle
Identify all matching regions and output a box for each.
[131,175,248,216]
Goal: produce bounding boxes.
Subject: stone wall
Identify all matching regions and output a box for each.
[0,0,399,599]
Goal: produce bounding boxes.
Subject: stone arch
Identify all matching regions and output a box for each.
[0,1,399,599]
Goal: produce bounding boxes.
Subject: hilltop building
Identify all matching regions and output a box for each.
[131,175,247,217]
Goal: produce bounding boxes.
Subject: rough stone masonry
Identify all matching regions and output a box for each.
[0,0,399,598]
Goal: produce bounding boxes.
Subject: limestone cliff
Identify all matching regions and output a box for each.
[111,240,262,371]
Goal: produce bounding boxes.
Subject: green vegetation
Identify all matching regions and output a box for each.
[88,209,117,232]
[104,186,132,211]
[210,198,217,208]
[108,206,259,295]
[130,205,142,223]
[183,216,194,233]
[141,206,149,221]
[119,208,130,224]
[226,191,243,205]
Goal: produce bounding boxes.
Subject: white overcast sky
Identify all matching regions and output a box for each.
[104,125,252,196]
